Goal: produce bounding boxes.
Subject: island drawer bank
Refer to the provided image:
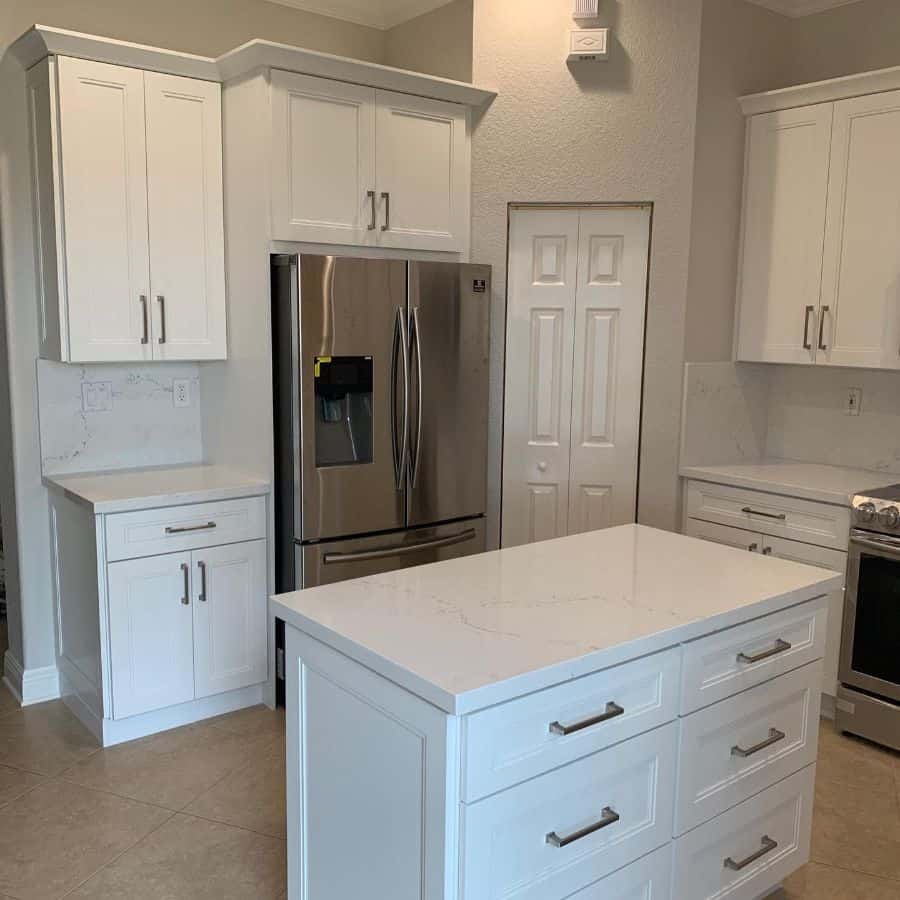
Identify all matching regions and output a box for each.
[273,525,839,900]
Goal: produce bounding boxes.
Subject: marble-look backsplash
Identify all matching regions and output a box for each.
[681,360,900,476]
[37,361,203,476]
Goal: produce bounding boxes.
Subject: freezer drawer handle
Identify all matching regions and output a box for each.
[724,835,778,872]
[731,727,785,758]
[546,807,620,848]
[549,702,625,736]
[737,638,792,665]
[165,522,217,535]
[323,528,477,565]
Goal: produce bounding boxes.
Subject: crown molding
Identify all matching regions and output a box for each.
[260,0,455,30]
[744,0,866,17]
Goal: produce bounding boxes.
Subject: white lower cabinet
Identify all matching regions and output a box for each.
[569,845,672,899]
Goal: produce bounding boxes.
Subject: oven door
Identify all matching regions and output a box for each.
[841,529,900,703]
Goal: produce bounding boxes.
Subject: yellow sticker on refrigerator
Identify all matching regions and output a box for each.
[314,356,332,378]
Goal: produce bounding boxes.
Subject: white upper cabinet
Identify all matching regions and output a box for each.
[270,72,470,253]
[27,56,226,363]
[736,104,833,365]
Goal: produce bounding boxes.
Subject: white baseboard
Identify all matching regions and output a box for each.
[3,651,61,706]
[821,692,835,720]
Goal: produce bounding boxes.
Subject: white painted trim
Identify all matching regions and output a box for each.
[8,25,495,109]
[263,0,455,30]
[820,693,835,720]
[745,0,864,15]
[741,64,900,116]
[3,651,60,706]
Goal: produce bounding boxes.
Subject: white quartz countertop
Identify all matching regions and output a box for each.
[44,464,271,513]
[680,459,893,506]
[272,524,841,715]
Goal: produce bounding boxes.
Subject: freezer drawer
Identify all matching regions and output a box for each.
[300,518,486,587]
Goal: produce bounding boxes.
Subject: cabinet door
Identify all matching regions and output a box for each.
[685,518,763,554]
[145,72,226,360]
[762,535,846,698]
[375,90,469,252]
[736,104,833,364]
[270,71,376,245]
[56,57,151,362]
[819,90,900,369]
[192,540,267,698]
[107,552,194,719]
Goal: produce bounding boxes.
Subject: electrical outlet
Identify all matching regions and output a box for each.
[846,387,862,416]
[81,381,113,412]
[173,379,191,408]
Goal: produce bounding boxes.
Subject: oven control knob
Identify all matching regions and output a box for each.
[858,502,877,522]
[879,505,900,528]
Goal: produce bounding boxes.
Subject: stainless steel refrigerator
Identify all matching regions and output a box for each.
[271,254,491,604]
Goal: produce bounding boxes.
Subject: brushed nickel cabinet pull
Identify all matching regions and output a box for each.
[549,702,625,736]
[165,522,217,535]
[741,506,786,521]
[367,190,377,231]
[818,305,829,351]
[724,835,778,871]
[198,560,208,603]
[180,563,190,605]
[802,305,814,350]
[140,295,149,345]
[381,191,391,231]
[546,807,620,848]
[157,295,167,344]
[737,638,792,664]
[762,546,773,556]
[731,727,786,758]
[748,543,759,552]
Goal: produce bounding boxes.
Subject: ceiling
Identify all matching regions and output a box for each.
[744,0,866,15]
[263,0,456,30]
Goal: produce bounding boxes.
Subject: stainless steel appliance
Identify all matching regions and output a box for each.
[835,486,900,750]
[271,253,490,601]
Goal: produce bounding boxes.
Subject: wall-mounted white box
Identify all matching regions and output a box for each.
[568,28,609,62]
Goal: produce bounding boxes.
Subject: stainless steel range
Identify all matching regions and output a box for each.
[835,487,900,750]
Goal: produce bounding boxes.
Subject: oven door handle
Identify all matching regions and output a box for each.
[851,533,900,557]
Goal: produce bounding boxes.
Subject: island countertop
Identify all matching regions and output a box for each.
[272,524,841,714]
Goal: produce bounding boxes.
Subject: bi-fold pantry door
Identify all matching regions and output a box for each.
[501,205,650,548]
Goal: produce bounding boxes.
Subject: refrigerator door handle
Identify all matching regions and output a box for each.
[392,306,411,491]
[323,528,477,565]
[410,306,424,488]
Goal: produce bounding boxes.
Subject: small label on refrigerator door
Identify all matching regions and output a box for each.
[473,279,487,293]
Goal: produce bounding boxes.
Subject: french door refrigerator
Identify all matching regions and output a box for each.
[271,254,491,601]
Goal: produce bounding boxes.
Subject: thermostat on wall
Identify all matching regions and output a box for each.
[568,28,609,62]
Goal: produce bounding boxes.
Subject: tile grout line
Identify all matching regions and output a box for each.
[53,774,183,815]
[174,807,287,842]
[810,859,900,886]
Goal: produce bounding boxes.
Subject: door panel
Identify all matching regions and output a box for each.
[192,540,267,698]
[820,91,900,369]
[56,57,151,362]
[736,104,833,364]
[375,91,468,252]
[301,519,486,588]
[107,552,194,719]
[271,72,376,245]
[502,210,579,548]
[407,263,490,527]
[145,72,226,360]
[299,256,407,541]
[568,207,649,535]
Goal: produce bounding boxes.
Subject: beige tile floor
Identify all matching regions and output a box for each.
[0,687,898,899]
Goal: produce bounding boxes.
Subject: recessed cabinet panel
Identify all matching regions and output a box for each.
[145,72,226,360]
[56,56,151,363]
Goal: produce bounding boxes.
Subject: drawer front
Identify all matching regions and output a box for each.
[675,660,822,834]
[681,597,827,714]
[686,480,850,550]
[105,496,267,561]
[686,519,764,553]
[672,764,814,900]
[463,647,681,801]
[461,723,677,900]
[568,844,672,900]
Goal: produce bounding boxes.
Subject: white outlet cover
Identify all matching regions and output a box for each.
[173,379,191,408]
[81,381,113,412]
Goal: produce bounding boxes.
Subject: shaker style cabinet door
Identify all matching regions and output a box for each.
[270,71,377,245]
[374,90,469,252]
[55,56,152,363]
[736,104,833,364]
[145,72,227,360]
[191,540,268,699]
[107,552,195,719]
[819,90,900,369]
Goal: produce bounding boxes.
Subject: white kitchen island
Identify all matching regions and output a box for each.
[272,524,840,900]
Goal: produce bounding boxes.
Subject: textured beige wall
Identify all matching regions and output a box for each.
[472,0,704,536]
[684,0,792,364]
[385,0,472,82]
[0,0,385,59]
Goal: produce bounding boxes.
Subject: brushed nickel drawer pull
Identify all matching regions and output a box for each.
[748,543,758,552]
[724,835,778,871]
[549,702,625,736]
[741,506,787,521]
[546,807,620,848]
[198,560,208,603]
[802,305,814,350]
[180,562,190,605]
[737,638,792,665]
[731,727,786,758]
[165,522,217,535]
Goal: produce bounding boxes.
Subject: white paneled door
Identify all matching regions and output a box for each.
[502,206,650,548]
